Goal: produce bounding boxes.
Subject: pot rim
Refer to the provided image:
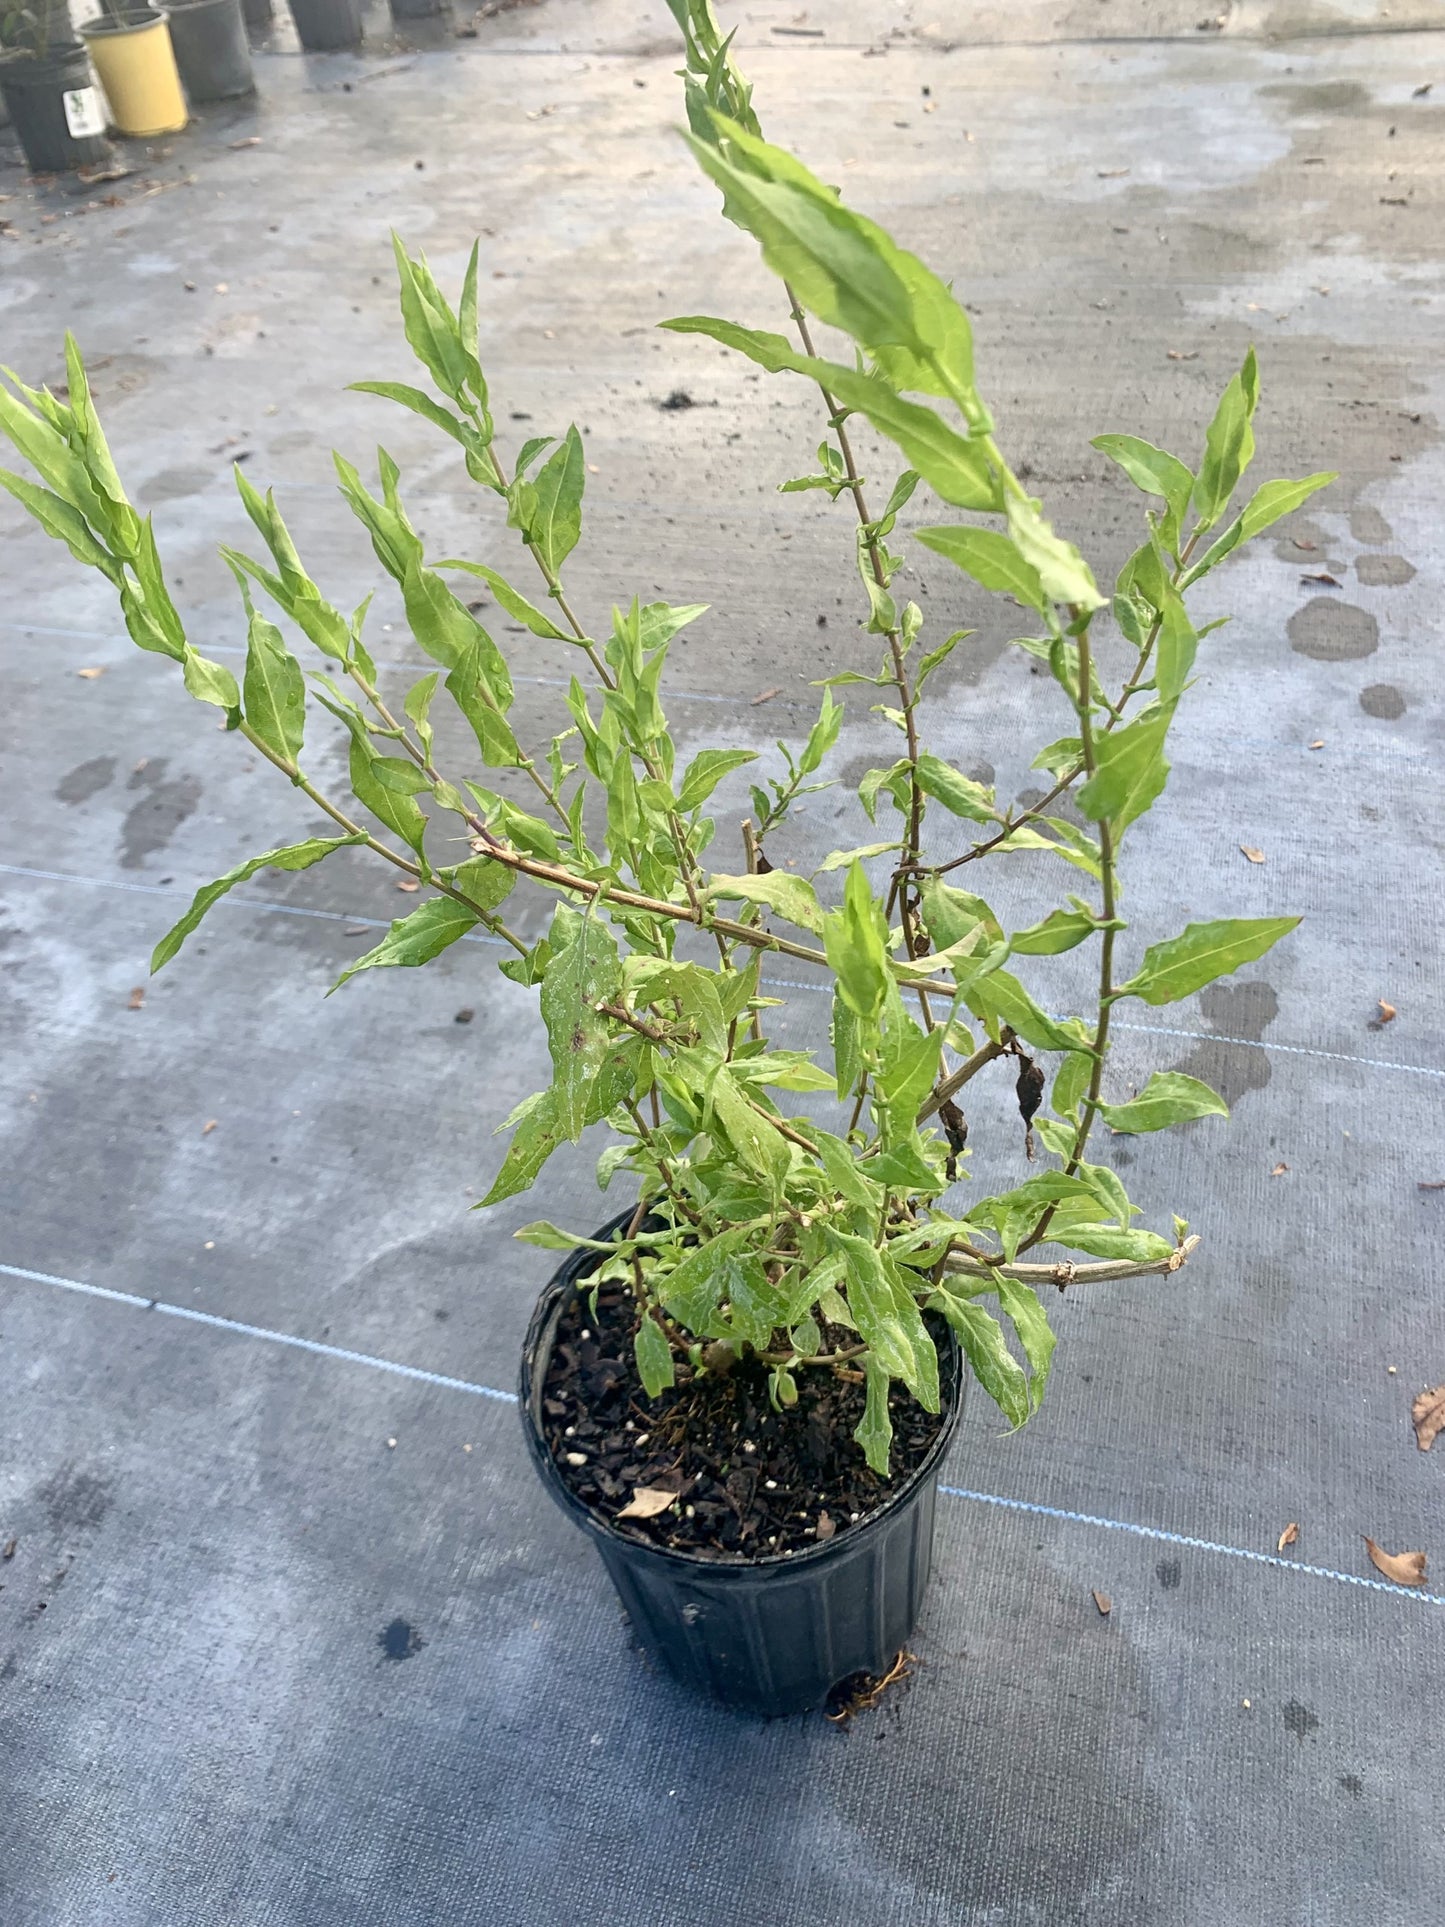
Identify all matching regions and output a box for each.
[77,8,170,34]
[519,1205,964,1576]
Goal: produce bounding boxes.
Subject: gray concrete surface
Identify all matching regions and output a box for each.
[2,2,1443,1921]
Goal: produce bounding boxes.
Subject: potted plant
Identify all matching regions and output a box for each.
[0,0,111,171]
[76,1,187,137]
[285,0,358,53]
[163,0,253,104]
[0,2,1328,1716]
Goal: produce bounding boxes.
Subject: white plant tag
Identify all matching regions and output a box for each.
[63,87,106,140]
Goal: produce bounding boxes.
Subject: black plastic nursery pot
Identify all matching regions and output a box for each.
[520,1215,965,1717]
[164,0,252,100]
[240,0,271,27]
[0,45,111,172]
[286,0,359,50]
[387,0,446,19]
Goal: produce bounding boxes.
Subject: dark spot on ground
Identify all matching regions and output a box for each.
[1355,553,1414,587]
[1288,601,1378,662]
[658,390,697,411]
[55,756,116,805]
[1156,1559,1181,1590]
[1349,506,1393,545]
[1339,1773,1363,1797]
[1283,1699,1319,1741]
[0,1655,16,1683]
[1261,79,1371,116]
[1359,683,1406,720]
[121,757,201,869]
[37,1464,114,1532]
[137,464,216,508]
[1170,980,1278,1106]
[378,1617,423,1661]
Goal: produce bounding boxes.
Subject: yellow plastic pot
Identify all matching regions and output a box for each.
[79,9,187,137]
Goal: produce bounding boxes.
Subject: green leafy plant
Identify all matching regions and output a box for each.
[0,0,72,58]
[0,2,1327,1475]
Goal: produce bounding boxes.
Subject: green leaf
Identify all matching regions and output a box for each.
[390,233,471,402]
[815,841,901,875]
[1182,471,1337,587]
[151,835,365,972]
[331,895,479,991]
[350,737,428,858]
[242,610,305,765]
[348,381,480,457]
[180,647,241,724]
[1009,907,1097,956]
[1052,1224,1174,1263]
[811,1128,884,1212]
[829,1232,936,1405]
[1101,1071,1229,1134]
[823,861,891,1024]
[914,524,1045,612]
[1118,917,1301,1006]
[705,870,824,935]
[855,1360,893,1475]
[659,1225,756,1332]
[1191,349,1258,531]
[437,558,575,641]
[540,905,623,1141]
[920,876,1004,949]
[1051,1050,1094,1121]
[661,316,998,511]
[0,466,119,580]
[1005,495,1105,611]
[798,688,843,777]
[446,854,516,914]
[1092,433,1193,553]
[706,1064,791,1189]
[634,1315,676,1399]
[525,425,585,576]
[1076,703,1172,836]
[965,968,1089,1054]
[677,748,758,812]
[931,1290,1029,1428]
[1154,590,1198,704]
[914,751,995,822]
[994,1276,1056,1416]
[482,1088,567,1205]
[446,637,521,769]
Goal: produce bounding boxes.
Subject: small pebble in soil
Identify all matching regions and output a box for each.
[565,1452,587,1467]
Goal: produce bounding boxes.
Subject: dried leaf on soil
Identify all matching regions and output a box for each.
[1363,1537,1427,1587]
[1092,1589,1112,1616]
[1308,739,1325,750]
[202,1119,218,1136]
[1166,349,1199,361]
[76,666,106,680]
[1412,1385,1445,1453]
[396,879,420,892]
[2,1537,16,1560]
[1300,572,1340,586]
[815,1511,836,1541]
[1418,1180,1445,1192]
[1370,999,1397,1028]
[1270,1162,1289,1177]
[1240,845,1266,864]
[229,136,263,148]
[751,686,783,705]
[127,986,145,1010]
[616,1486,679,1521]
[1277,1522,1299,1551]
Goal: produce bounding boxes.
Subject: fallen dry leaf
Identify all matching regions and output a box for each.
[396,878,420,892]
[1412,1385,1445,1453]
[1166,349,1200,362]
[815,1510,836,1541]
[1371,999,1397,1028]
[127,986,145,1011]
[1096,167,1130,178]
[1412,82,1431,97]
[1240,845,1266,864]
[1308,739,1325,750]
[1300,572,1340,587]
[1271,1162,1289,1177]
[76,666,106,680]
[229,135,263,148]
[1277,1522,1299,1552]
[1364,1537,1427,1587]
[616,1486,678,1521]
[202,1119,218,1136]
[1417,1180,1445,1192]
[751,686,783,705]
[1091,1589,1112,1616]
[2,1536,16,1560]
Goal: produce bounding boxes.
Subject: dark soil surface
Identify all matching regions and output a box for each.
[540,1275,955,1560]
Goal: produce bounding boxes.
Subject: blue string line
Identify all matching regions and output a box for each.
[938,1485,1445,1607]
[2,1259,1438,1612]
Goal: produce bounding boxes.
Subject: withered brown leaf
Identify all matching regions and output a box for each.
[127,986,146,1011]
[616,1486,678,1521]
[751,686,783,705]
[1363,1537,1427,1587]
[1277,1522,1299,1552]
[1091,1589,1112,1616]
[1412,1385,1445,1453]
[1240,846,1266,864]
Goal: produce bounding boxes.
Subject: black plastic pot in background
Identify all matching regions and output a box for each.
[239,0,271,28]
[286,0,358,49]
[0,45,110,172]
[164,0,251,99]
[520,1215,965,1717]
[387,0,445,19]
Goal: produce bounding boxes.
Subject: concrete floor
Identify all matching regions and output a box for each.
[2,1,1443,1921]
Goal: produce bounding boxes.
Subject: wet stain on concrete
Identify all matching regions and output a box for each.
[38,1464,114,1533]
[1170,980,1279,1107]
[55,756,116,805]
[1339,1774,1364,1797]
[1283,1700,1319,1741]
[1359,683,1406,720]
[378,1617,423,1661]
[138,465,216,508]
[1262,79,1372,116]
[1287,600,1378,661]
[1156,1560,1182,1591]
[1349,507,1393,546]
[1355,553,1414,587]
[121,757,201,870]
